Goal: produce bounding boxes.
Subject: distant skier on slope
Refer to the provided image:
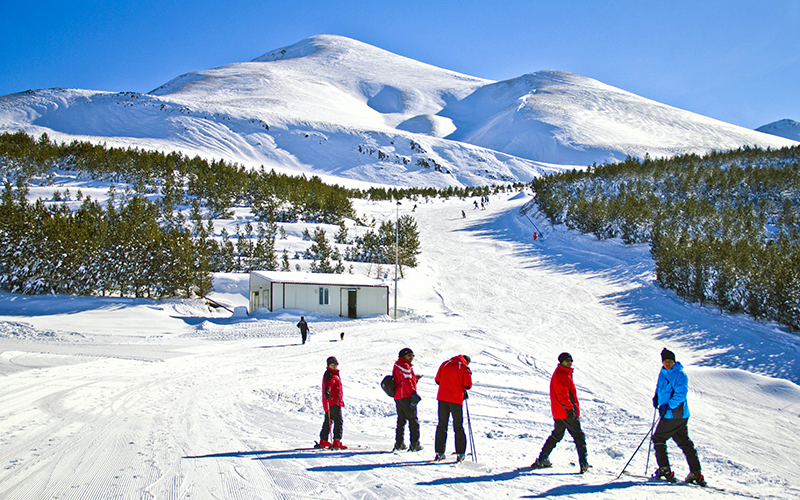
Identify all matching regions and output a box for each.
[530,352,590,473]
[434,354,472,462]
[392,348,423,452]
[651,348,705,485]
[315,356,347,450]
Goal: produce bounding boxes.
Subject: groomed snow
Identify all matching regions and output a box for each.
[1,194,799,499]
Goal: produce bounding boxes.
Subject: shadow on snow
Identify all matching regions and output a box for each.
[455,203,800,384]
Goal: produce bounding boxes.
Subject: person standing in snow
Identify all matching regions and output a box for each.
[297,316,309,344]
[315,356,347,449]
[434,354,472,462]
[393,348,423,452]
[651,348,705,485]
[530,352,589,473]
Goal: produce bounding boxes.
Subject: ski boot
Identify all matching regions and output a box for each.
[579,459,590,474]
[331,440,347,450]
[653,466,676,482]
[408,442,424,452]
[314,440,330,449]
[685,471,707,486]
[456,453,466,463]
[530,456,552,469]
[434,452,446,462]
[392,442,407,452]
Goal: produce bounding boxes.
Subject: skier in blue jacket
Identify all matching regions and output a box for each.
[651,348,705,486]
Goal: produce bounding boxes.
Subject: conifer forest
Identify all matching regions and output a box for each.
[532,146,800,330]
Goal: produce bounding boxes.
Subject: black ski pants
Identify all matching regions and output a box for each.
[395,397,421,446]
[540,415,587,462]
[652,418,701,472]
[435,401,466,455]
[320,405,343,442]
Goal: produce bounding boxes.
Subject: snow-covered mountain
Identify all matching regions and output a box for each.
[1,35,796,187]
[757,118,800,142]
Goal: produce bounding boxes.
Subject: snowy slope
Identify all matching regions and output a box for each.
[757,119,800,142]
[1,195,799,499]
[1,35,796,188]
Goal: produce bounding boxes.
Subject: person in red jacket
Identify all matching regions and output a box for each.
[434,354,472,461]
[393,347,423,452]
[315,356,347,450]
[531,352,589,472]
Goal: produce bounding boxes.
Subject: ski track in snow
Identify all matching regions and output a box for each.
[1,195,800,499]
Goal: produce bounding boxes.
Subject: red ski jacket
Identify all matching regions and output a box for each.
[393,357,419,400]
[322,368,344,411]
[550,364,580,419]
[435,355,472,405]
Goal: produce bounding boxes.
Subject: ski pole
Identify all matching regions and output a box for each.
[645,408,657,474]
[615,413,659,480]
[465,398,477,462]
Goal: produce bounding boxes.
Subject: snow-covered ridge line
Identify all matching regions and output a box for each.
[0,34,796,189]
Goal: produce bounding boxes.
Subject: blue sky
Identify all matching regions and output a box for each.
[1,0,798,129]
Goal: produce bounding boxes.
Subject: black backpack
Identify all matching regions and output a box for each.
[380,375,396,398]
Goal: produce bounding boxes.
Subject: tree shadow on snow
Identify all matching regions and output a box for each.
[456,205,800,384]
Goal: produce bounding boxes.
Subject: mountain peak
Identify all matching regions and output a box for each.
[1,35,797,188]
[252,35,375,63]
[756,119,800,142]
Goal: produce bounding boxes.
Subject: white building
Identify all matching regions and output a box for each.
[248,271,390,318]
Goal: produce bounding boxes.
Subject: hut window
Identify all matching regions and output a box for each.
[319,287,329,305]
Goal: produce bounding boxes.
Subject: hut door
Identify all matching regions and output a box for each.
[347,289,357,318]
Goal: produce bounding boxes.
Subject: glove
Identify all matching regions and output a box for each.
[659,404,668,418]
[411,393,422,406]
[652,394,658,408]
[566,408,576,420]
[463,390,469,400]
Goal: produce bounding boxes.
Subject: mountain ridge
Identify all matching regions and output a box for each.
[1,35,796,187]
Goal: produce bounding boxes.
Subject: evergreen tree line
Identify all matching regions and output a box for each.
[0,131,516,299]
[344,215,422,278]
[355,183,526,202]
[0,181,213,298]
[0,131,355,223]
[531,146,800,330]
[0,131,526,218]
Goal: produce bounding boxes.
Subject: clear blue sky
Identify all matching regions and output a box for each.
[1,0,798,129]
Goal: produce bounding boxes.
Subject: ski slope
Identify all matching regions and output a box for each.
[1,194,799,499]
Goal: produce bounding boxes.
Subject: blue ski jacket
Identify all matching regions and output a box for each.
[654,361,690,420]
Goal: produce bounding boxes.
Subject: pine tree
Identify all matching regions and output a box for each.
[309,228,336,273]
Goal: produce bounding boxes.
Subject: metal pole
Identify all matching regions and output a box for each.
[615,410,659,480]
[465,398,477,462]
[393,203,398,319]
[645,408,657,474]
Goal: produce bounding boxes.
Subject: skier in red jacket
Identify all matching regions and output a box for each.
[315,356,347,450]
[530,352,589,472]
[434,354,472,462]
[392,347,423,452]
